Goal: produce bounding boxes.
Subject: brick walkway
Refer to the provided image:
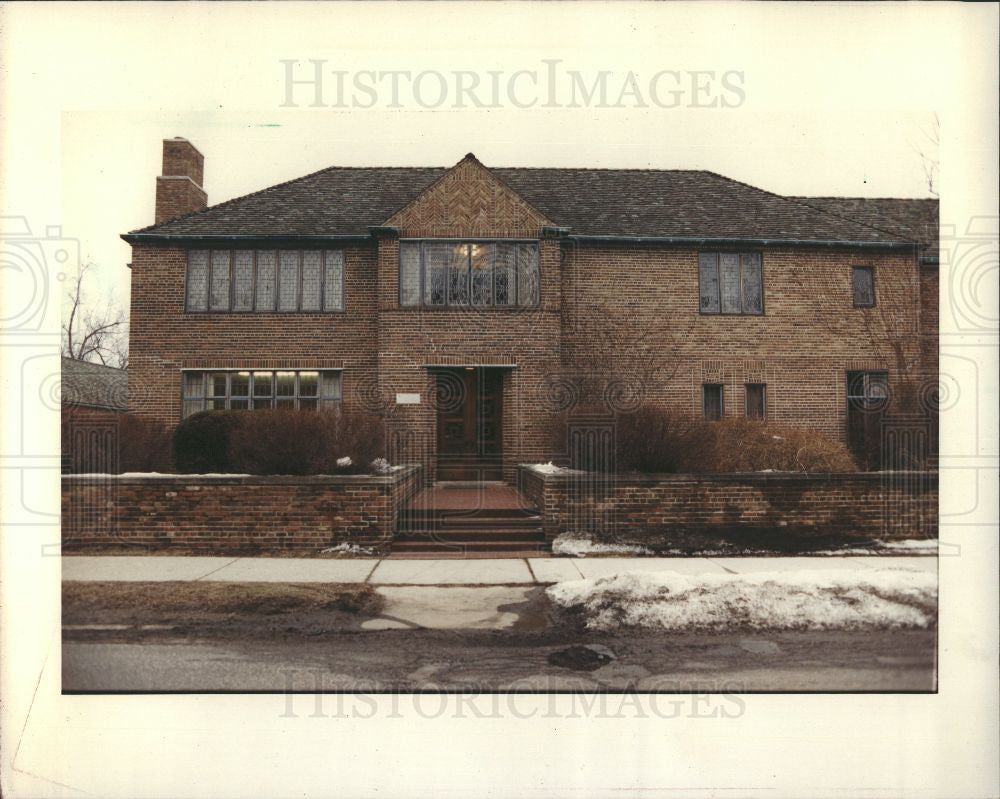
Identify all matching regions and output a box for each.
[404,482,537,514]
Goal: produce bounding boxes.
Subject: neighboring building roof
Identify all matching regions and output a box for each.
[61,357,128,411]
[125,159,919,248]
[790,197,939,262]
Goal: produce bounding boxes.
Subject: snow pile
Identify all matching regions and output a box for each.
[547,568,937,631]
[881,539,938,552]
[813,539,939,556]
[369,457,393,475]
[552,533,652,557]
[322,542,376,556]
[530,462,584,475]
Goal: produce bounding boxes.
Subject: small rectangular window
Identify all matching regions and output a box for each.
[745,383,766,419]
[703,384,724,421]
[853,266,875,307]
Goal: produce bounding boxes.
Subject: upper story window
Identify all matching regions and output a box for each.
[852,266,876,307]
[398,240,539,308]
[698,252,763,315]
[185,249,344,313]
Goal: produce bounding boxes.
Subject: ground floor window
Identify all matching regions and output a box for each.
[182,370,341,418]
[745,383,767,419]
[703,383,724,420]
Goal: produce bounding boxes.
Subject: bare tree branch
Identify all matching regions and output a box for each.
[61,262,129,368]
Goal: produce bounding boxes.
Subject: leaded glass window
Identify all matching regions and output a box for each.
[698,252,764,315]
[185,249,345,312]
[400,240,540,308]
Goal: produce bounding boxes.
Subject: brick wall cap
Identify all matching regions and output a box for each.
[516,464,937,484]
[63,465,421,486]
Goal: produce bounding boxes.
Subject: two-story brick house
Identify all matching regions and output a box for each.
[124,138,938,480]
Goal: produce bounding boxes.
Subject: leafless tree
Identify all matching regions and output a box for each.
[62,262,129,368]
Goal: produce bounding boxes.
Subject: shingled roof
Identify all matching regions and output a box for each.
[126,157,922,249]
[61,357,128,411]
[791,197,939,261]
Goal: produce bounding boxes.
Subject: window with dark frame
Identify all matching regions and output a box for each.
[181,370,342,418]
[698,252,763,315]
[399,240,540,308]
[703,383,724,421]
[185,250,344,312]
[852,266,875,307]
[745,383,766,419]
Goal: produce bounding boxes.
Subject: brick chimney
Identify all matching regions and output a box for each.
[154,138,207,224]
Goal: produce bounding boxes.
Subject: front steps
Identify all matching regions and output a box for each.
[391,483,549,557]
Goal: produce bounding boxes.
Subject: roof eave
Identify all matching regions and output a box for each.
[566,234,917,250]
[121,233,373,246]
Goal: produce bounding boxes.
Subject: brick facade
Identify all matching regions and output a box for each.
[126,147,938,480]
[62,466,421,552]
[518,466,938,542]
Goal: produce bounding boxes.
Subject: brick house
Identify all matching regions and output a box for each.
[124,138,938,480]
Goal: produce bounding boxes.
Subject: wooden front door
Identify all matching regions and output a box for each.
[435,368,503,480]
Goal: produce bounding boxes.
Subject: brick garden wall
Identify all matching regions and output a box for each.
[518,466,938,543]
[62,466,421,553]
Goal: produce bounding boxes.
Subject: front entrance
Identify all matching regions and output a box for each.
[434,367,503,480]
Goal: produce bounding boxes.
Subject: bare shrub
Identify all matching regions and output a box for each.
[229,409,386,475]
[612,407,857,474]
[695,418,858,474]
[616,405,706,473]
[118,414,173,473]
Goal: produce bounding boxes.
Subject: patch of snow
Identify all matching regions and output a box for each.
[547,568,937,631]
[336,456,353,468]
[812,539,939,556]
[370,457,393,475]
[71,472,255,478]
[529,462,585,475]
[322,542,377,556]
[552,533,652,558]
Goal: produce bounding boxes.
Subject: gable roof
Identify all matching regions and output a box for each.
[790,197,938,261]
[125,156,920,248]
[61,357,128,411]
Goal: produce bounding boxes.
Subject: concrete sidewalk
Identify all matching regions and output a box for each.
[61,554,937,585]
